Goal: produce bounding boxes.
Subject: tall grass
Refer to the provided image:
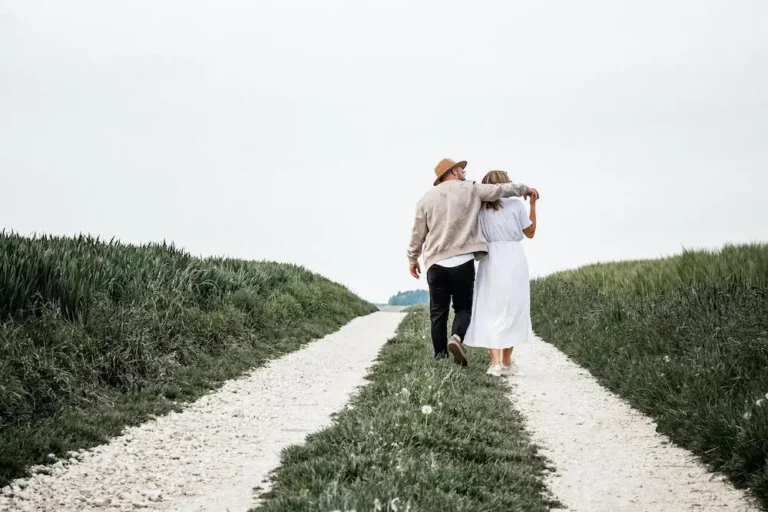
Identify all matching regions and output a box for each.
[0,231,375,486]
[531,243,768,507]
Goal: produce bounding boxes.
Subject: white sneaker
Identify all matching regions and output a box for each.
[500,362,519,376]
[447,335,467,367]
[486,364,503,377]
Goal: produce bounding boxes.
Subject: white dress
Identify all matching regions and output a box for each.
[464,198,533,349]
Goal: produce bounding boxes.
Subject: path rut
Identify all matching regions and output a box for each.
[507,336,758,512]
[1,312,405,512]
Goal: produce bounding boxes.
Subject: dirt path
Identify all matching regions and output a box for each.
[0,312,405,512]
[507,336,758,512]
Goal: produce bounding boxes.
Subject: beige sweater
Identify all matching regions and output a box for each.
[407,180,529,270]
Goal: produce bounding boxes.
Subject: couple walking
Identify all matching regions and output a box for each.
[407,158,539,376]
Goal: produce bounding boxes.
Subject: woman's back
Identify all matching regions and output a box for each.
[478,197,529,243]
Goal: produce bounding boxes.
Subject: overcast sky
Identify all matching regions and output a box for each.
[1,1,766,303]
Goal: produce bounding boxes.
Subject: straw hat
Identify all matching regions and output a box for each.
[433,158,467,186]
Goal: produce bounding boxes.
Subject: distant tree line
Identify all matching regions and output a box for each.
[388,289,429,306]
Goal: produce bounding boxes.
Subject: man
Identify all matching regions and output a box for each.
[407,158,539,366]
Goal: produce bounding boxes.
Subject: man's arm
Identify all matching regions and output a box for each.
[407,203,428,278]
[474,181,533,201]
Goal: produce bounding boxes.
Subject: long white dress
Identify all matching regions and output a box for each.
[464,197,533,349]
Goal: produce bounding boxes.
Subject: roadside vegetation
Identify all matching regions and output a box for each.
[530,243,768,507]
[0,231,374,487]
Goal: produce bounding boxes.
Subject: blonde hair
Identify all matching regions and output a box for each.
[481,170,512,211]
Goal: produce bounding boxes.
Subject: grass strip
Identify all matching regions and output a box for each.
[531,243,768,508]
[254,307,558,512]
[0,232,375,487]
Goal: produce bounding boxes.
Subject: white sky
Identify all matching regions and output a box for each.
[1,0,767,303]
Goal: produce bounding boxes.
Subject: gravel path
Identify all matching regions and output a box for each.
[0,312,405,512]
[506,336,758,512]
[376,305,409,313]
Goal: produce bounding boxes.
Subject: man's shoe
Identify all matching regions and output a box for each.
[447,335,467,366]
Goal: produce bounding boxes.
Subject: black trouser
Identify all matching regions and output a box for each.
[426,260,475,358]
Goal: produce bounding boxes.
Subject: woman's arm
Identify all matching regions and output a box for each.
[523,196,537,238]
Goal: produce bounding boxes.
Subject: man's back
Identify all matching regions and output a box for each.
[419,181,481,266]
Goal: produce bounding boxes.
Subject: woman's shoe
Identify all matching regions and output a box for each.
[500,362,519,376]
[486,364,503,377]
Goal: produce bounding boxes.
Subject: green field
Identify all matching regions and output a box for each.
[0,231,375,487]
[530,243,768,507]
[255,307,557,512]
[3,231,765,508]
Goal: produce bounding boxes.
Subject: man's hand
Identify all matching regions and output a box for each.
[409,261,421,279]
[525,188,540,201]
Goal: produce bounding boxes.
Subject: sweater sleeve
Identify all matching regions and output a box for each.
[474,182,529,201]
[407,202,428,262]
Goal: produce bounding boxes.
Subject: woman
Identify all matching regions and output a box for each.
[463,170,537,377]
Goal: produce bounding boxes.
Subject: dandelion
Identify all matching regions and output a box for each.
[744,411,752,420]
[663,355,671,363]
[757,399,765,408]
[421,405,433,415]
